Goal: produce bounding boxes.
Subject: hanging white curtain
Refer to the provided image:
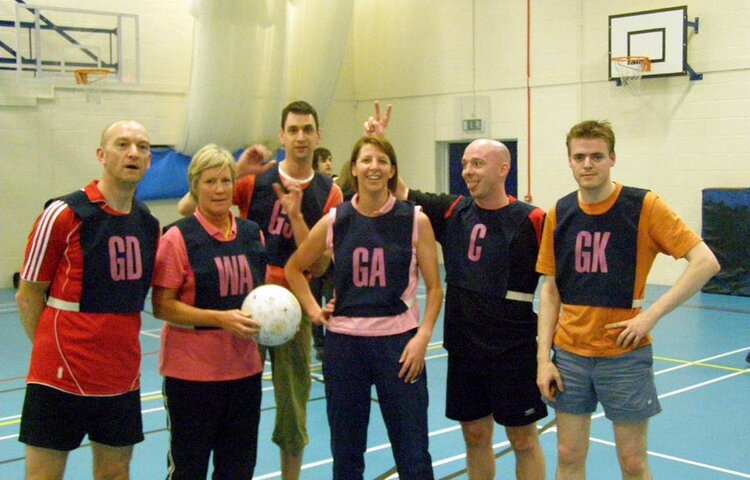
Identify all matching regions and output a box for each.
[177,0,353,156]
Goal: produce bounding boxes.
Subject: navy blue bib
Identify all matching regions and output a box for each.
[176,216,266,321]
[444,198,536,298]
[333,200,414,317]
[246,167,333,267]
[554,186,647,308]
[61,190,158,313]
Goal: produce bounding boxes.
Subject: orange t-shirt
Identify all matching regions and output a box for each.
[536,183,702,357]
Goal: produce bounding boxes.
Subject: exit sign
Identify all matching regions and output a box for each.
[463,118,483,132]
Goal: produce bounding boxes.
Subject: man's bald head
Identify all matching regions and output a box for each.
[461,138,512,209]
[100,120,149,147]
[467,139,511,168]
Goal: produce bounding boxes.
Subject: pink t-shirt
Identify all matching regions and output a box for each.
[325,194,421,336]
[152,210,263,381]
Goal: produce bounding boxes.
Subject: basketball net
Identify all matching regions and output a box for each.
[74,68,112,104]
[612,57,651,95]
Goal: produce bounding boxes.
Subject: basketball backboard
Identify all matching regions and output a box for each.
[609,6,688,80]
[12,4,140,84]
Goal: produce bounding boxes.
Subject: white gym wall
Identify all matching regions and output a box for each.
[1,0,748,288]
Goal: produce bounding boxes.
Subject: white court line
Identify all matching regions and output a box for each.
[141,407,165,415]
[0,415,20,423]
[657,368,748,400]
[283,350,750,479]
[654,346,750,375]
[589,437,750,478]
[581,368,750,477]
[590,361,749,424]
[2,348,749,480]
[140,329,162,339]
[19,350,451,422]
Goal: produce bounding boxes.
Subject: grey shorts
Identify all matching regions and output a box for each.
[548,345,662,423]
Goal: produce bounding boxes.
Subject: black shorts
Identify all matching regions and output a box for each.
[19,384,144,451]
[446,342,547,427]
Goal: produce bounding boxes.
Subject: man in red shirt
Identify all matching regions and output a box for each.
[15,120,159,480]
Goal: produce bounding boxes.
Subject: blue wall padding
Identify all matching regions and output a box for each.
[136,147,284,201]
[136,149,191,201]
[701,188,750,296]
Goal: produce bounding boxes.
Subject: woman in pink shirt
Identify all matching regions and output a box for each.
[152,144,266,479]
[286,136,443,479]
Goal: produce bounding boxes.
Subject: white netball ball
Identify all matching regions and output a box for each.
[241,284,302,347]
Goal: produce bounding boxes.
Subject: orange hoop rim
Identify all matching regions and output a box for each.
[74,68,112,85]
[611,56,652,72]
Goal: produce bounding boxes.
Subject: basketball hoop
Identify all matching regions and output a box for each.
[74,68,112,85]
[74,68,112,104]
[612,56,651,94]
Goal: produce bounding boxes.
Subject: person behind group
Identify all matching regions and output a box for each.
[365,102,547,480]
[312,146,334,177]
[152,144,267,479]
[15,120,159,480]
[536,120,720,479]
[309,147,336,360]
[335,161,356,200]
[177,100,343,480]
[285,136,443,479]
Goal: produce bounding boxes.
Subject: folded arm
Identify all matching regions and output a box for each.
[16,280,49,342]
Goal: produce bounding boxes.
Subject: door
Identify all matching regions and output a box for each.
[447,140,518,198]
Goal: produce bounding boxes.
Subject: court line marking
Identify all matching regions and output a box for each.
[140,329,162,339]
[1,346,749,478]
[588,437,750,478]
[245,349,750,479]
[654,346,750,375]
[382,368,750,480]
[1,346,747,432]
[656,355,748,373]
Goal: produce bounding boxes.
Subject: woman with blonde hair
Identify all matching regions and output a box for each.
[152,144,267,479]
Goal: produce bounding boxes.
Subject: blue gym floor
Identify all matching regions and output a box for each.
[1,280,749,479]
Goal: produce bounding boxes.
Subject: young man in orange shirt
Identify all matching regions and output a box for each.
[536,120,720,479]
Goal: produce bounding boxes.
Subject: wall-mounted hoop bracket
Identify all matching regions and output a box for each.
[686,16,699,34]
[685,16,703,81]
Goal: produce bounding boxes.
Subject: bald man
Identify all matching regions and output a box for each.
[403,139,548,479]
[15,120,159,480]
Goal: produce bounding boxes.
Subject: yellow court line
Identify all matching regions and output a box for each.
[654,355,750,373]
[3,343,453,425]
[7,353,745,430]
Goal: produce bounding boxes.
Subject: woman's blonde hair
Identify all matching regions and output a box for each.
[188,144,237,200]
